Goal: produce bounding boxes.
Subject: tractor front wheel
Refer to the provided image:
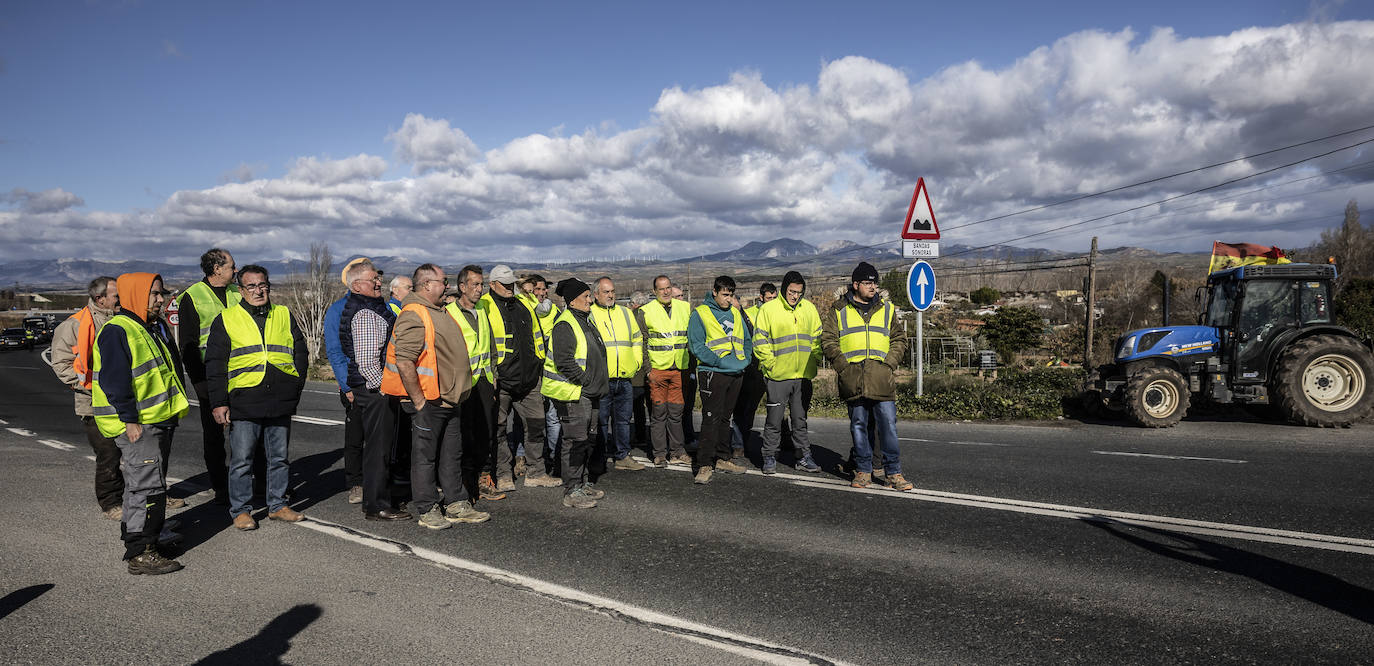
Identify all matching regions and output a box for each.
[1125,366,1190,428]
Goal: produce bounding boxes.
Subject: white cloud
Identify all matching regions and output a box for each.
[3,187,84,213]
[6,20,1374,266]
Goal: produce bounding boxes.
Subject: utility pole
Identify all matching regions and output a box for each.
[1084,236,1098,367]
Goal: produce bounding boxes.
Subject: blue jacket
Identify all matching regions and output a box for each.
[688,297,752,375]
[323,295,349,393]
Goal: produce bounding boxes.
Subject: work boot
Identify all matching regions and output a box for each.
[653,456,667,468]
[851,471,872,488]
[479,474,507,501]
[524,473,562,488]
[496,476,517,492]
[444,501,491,524]
[347,486,363,505]
[268,506,304,522]
[669,454,692,466]
[714,459,746,474]
[561,487,597,509]
[693,467,713,485]
[579,482,605,499]
[614,456,645,471]
[127,545,183,575]
[416,506,451,530]
[761,456,777,475]
[102,506,123,521]
[886,473,914,491]
[165,497,186,510]
[233,512,258,531]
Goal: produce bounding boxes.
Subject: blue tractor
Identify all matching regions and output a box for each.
[1088,263,1373,427]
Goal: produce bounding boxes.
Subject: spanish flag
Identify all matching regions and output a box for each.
[1208,241,1292,274]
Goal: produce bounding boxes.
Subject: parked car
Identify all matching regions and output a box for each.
[1,327,33,351]
[22,317,53,343]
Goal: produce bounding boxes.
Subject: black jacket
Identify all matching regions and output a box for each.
[204,303,309,420]
[489,291,542,396]
[552,308,608,400]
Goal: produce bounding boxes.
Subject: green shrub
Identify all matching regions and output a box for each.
[896,367,1083,420]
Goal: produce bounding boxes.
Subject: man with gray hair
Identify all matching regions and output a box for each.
[50,276,124,519]
[387,275,413,316]
[590,276,644,471]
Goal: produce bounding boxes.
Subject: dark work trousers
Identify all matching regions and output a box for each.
[631,383,648,446]
[762,378,813,460]
[682,366,697,447]
[695,369,743,469]
[82,415,125,511]
[460,378,496,495]
[408,401,464,516]
[731,364,766,454]
[116,424,174,560]
[555,396,599,492]
[354,388,398,513]
[194,381,228,497]
[340,390,365,489]
[392,408,413,493]
[493,388,545,481]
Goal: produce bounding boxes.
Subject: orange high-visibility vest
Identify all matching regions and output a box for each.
[380,303,439,401]
[70,307,97,389]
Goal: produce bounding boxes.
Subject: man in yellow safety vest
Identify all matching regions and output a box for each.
[751,271,823,474]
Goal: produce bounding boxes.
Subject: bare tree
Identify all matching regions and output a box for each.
[281,243,335,366]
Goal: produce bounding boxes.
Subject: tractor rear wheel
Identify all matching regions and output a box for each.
[1272,335,1374,427]
[1125,366,1190,428]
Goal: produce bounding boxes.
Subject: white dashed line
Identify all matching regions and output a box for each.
[6,427,35,437]
[38,439,76,451]
[899,437,1009,447]
[292,415,345,426]
[1093,451,1247,463]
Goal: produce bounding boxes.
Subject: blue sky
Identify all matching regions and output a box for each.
[3,0,1373,264]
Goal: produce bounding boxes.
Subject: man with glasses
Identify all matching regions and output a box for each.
[341,260,410,521]
[821,262,912,491]
[204,265,310,529]
[176,247,239,506]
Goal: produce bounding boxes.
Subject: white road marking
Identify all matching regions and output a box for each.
[292,415,345,426]
[38,439,76,451]
[0,418,8,425]
[786,479,1374,556]
[42,346,54,366]
[297,517,852,666]
[0,365,40,370]
[85,455,96,462]
[303,389,339,395]
[899,437,1009,447]
[6,427,35,437]
[1093,451,1247,464]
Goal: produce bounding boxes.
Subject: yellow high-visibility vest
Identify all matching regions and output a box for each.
[640,298,690,370]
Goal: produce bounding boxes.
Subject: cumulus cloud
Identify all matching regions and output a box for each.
[6,20,1374,266]
[3,187,85,214]
[219,163,260,184]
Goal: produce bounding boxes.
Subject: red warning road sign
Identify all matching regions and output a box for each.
[900,178,940,240]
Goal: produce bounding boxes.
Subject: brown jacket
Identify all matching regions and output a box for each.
[392,292,472,406]
[820,292,908,403]
[50,298,117,416]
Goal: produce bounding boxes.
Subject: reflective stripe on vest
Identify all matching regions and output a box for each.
[591,303,641,379]
[70,307,97,389]
[540,309,587,402]
[751,297,822,380]
[640,299,690,370]
[91,315,190,438]
[380,303,439,400]
[446,302,495,384]
[222,303,299,392]
[478,294,511,365]
[694,304,747,361]
[837,302,894,362]
[184,281,241,354]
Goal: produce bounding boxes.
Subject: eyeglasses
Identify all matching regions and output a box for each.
[424,277,450,287]
[858,280,877,287]
[241,283,271,293]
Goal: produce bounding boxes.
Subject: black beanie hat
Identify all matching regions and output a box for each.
[851,262,879,283]
[555,277,590,303]
[781,270,805,292]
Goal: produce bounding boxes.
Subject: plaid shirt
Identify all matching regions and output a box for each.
[351,308,389,389]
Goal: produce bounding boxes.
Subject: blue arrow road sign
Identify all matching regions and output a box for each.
[907,261,936,311]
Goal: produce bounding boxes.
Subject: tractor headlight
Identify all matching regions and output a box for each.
[1117,335,1136,359]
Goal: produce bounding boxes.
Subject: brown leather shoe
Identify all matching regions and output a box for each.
[233,512,258,531]
[268,506,304,522]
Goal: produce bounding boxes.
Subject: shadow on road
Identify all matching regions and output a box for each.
[0,584,54,621]
[191,603,323,665]
[1085,518,1374,625]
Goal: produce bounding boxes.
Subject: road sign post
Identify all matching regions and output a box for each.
[907,261,937,396]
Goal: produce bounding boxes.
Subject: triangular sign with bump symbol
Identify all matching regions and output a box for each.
[900,178,941,240]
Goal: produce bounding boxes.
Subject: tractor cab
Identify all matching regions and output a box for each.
[1203,264,1336,391]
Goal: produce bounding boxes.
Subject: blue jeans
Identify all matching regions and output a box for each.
[599,378,634,459]
[228,417,291,516]
[847,399,900,475]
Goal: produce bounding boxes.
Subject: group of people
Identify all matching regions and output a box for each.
[50,246,915,576]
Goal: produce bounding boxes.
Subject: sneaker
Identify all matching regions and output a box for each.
[268,506,304,522]
[157,526,184,546]
[347,486,363,504]
[872,468,887,480]
[669,454,692,465]
[479,474,507,501]
[579,482,605,500]
[613,456,646,471]
[761,456,777,475]
[693,467,713,484]
[796,455,821,473]
[496,476,517,492]
[886,473,914,491]
[127,545,183,575]
[714,459,746,474]
[851,471,871,488]
[444,501,491,524]
[416,506,452,530]
[561,488,598,509]
[102,506,123,521]
[524,473,562,488]
[165,497,186,510]
[233,512,258,531]
[513,457,527,478]
[653,456,667,468]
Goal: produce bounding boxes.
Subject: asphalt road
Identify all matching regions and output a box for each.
[1,346,1372,664]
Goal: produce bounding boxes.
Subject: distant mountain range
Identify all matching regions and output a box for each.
[0,240,1204,290]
